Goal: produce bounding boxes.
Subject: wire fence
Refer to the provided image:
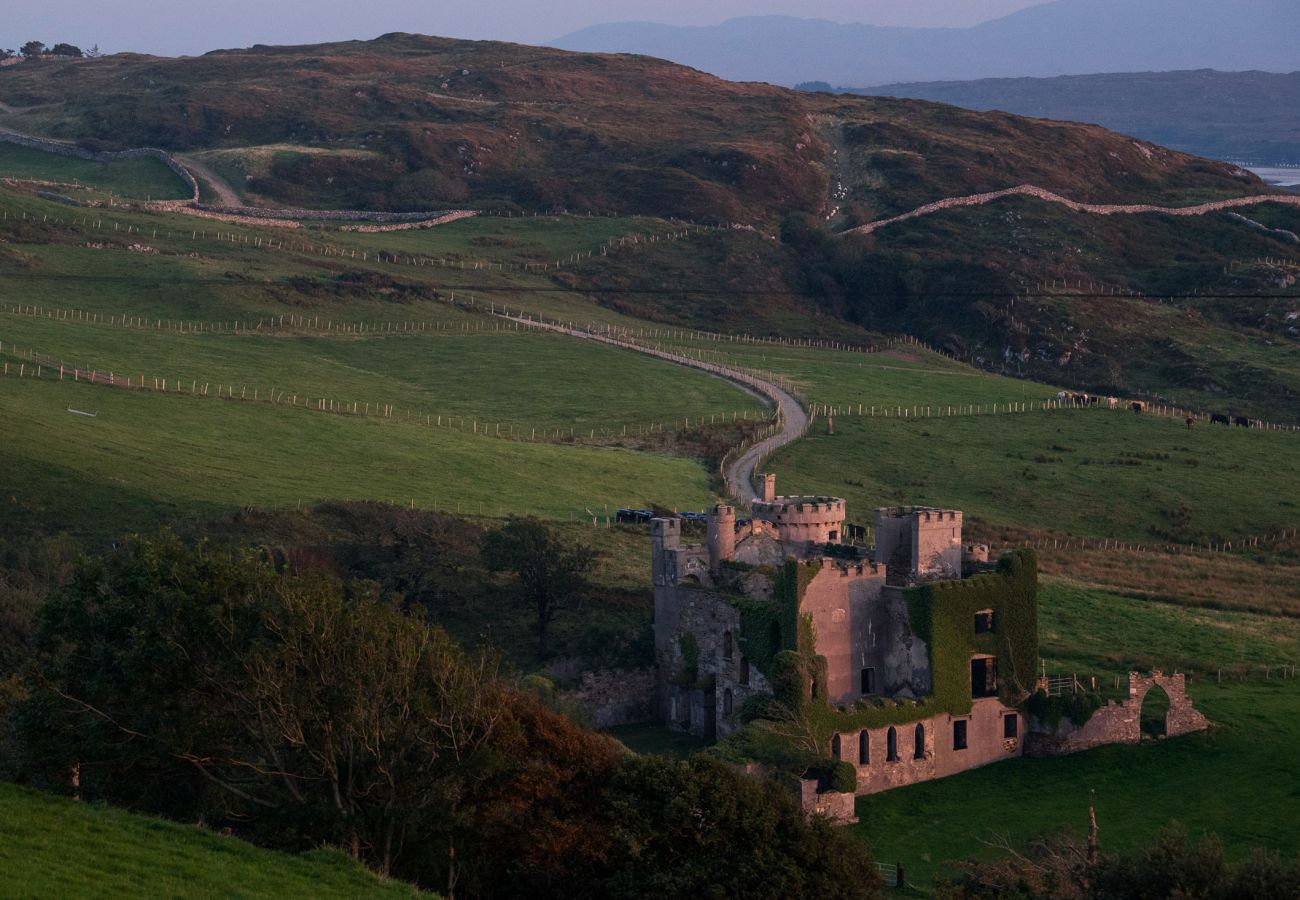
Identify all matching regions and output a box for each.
[0,343,773,445]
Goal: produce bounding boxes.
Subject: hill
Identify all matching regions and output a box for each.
[0,33,1271,223]
[552,0,1300,87]
[836,69,1300,166]
[0,782,427,898]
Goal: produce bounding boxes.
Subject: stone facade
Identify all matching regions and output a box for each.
[832,700,1022,796]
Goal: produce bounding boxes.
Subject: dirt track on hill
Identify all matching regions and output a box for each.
[493,313,808,506]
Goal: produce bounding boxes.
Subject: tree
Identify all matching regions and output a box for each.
[481,518,596,657]
[17,534,508,879]
[19,41,45,59]
[597,756,882,900]
[49,43,84,58]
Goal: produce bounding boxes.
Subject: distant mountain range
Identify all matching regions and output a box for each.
[552,0,1300,87]
[820,70,1300,166]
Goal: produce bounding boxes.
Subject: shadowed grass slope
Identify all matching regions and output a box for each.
[0,782,427,898]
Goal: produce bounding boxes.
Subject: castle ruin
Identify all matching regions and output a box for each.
[649,475,1207,814]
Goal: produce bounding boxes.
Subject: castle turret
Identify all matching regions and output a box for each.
[751,495,847,546]
[707,504,736,570]
[873,507,963,580]
[758,473,777,503]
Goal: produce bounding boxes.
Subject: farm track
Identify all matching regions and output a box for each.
[843,184,1300,235]
[494,313,808,505]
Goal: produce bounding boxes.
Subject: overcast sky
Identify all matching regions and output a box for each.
[5,0,1047,57]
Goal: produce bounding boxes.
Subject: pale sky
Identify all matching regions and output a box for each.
[4,0,1047,57]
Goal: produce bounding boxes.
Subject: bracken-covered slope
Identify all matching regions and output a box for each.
[0,33,1271,221]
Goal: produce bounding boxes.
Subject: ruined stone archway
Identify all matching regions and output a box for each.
[1139,684,1169,738]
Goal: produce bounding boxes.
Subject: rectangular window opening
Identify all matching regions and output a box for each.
[971,657,998,698]
[953,719,968,751]
[1004,714,1018,739]
[860,667,876,696]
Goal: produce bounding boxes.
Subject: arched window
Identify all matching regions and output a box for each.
[831,733,842,760]
[914,724,925,760]
[739,656,750,686]
[858,730,870,765]
[722,631,733,659]
[886,727,898,762]
[723,688,734,716]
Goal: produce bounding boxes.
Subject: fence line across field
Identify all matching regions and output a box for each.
[0,346,776,444]
[805,398,1300,434]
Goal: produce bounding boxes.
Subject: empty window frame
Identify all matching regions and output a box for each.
[953,719,969,751]
[860,667,876,695]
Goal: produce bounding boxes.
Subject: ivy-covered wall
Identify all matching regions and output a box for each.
[733,560,818,679]
[905,550,1039,716]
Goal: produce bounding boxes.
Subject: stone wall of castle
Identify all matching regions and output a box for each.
[832,699,1022,796]
[558,668,657,729]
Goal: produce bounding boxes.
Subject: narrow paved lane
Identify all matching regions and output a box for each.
[494,313,808,505]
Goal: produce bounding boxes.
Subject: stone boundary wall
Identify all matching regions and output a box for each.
[195,203,470,224]
[845,183,1300,236]
[557,667,656,729]
[0,131,199,202]
[1027,671,1209,755]
[341,210,478,232]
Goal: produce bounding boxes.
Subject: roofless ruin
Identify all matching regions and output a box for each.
[651,476,1209,820]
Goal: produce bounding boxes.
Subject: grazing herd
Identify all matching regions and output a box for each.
[1054,392,1263,427]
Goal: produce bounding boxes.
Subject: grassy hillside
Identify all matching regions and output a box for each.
[4,42,1298,414]
[0,35,1268,222]
[0,782,426,898]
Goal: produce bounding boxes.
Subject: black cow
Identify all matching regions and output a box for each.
[1234,416,1250,428]
[1211,414,1230,426]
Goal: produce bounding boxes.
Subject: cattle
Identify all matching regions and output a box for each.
[1131,401,1147,413]
[1233,416,1250,428]
[1186,416,1196,430]
[1107,397,1120,409]
[1211,414,1230,426]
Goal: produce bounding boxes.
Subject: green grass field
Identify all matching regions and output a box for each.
[0,143,191,201]
[854,579,1300,887]
[0,378,725,539]
[0,782,428,898]
[0,319,765,432]
[766,408,1300,544]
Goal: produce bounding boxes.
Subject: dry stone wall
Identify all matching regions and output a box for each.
[845,183,1300,236]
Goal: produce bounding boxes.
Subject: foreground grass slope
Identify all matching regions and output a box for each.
[0,783,426,899]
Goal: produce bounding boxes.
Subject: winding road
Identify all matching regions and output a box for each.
[493,313,808,505]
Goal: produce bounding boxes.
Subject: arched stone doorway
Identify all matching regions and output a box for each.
[1140,683,1170,738]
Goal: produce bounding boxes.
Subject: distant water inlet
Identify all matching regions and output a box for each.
[1247,167,1300,189]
